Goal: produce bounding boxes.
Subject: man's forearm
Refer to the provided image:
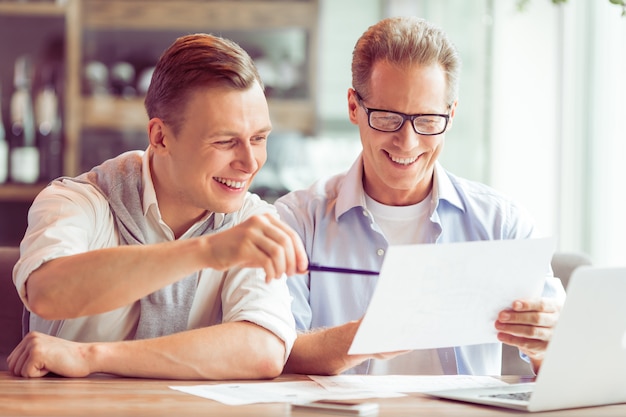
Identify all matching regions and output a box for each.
[86,321,286,379]
[25,238,208,319]
[284,322,366,376]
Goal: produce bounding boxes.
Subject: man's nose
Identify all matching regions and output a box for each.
[235,144,260,173]
[395,120,420,148]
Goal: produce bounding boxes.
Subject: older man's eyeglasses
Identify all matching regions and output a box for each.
[355,91,450,136]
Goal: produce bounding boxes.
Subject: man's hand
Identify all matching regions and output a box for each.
[7,332,94,378]
[204,213,309,282]
[495,298,563,373]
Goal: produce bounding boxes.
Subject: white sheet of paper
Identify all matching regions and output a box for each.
[169,380,403,406]
[349,237,555,355]
[309,374,508,393]
[170,376,508,405]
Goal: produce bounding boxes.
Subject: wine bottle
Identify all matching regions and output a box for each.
[0,85,8,184]
[35,66,63,182]
[9,55,39,184]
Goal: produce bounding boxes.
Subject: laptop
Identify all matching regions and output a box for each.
[425,266,626,412]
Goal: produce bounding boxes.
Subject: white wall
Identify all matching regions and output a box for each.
[490,1,560,240]
[568,0,626,266]
[317,0,381,127]
[489,0,626,266]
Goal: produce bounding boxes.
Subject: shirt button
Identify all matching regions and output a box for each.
[377,249,385,256]
[362,210,369,217]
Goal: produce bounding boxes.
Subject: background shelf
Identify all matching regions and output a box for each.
[0,0,319,245]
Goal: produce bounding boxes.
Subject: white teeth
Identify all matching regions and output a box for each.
[216,177,246,189]
[390,155,417,165]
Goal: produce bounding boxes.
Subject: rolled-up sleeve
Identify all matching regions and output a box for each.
[13,180,116,309]
[221,268,296,363]
[216,194,297,362]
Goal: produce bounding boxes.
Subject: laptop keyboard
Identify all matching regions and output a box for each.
[482,391,532,402]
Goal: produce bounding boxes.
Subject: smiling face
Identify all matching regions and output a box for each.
[349,60,456,206]
[149,81,270,227]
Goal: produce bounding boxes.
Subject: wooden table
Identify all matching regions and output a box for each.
[1,371,626,416]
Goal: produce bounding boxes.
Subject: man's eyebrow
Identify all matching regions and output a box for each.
[209,126,272,138]
[255,126,273,135]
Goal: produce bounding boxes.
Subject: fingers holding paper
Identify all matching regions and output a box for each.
[495,298,563,373]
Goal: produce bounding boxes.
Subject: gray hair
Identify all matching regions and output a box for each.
[352,16,461,106]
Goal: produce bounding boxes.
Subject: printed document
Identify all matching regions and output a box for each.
[348,237,555,355]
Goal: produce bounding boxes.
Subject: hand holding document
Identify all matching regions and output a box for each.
[348,237,555,355]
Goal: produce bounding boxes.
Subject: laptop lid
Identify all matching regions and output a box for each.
[426,266,626,412]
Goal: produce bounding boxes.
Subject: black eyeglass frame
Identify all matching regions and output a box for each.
[354,91,451,136]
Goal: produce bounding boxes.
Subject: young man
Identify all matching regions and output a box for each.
[9,34,308,379]
[275,17,565,376]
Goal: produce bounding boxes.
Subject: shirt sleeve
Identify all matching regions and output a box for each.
[218,193,297,362]
[274,193,314,332]
[13,180,116,308]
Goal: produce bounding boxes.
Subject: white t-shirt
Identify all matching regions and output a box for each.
[13,150,297,361]
[365,192,447,375]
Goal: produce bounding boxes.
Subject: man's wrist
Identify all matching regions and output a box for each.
[83,342,109,375]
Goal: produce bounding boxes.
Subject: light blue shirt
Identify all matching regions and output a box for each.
[275,155,565,375]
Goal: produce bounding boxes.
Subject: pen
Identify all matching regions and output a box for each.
[308,263,379,276]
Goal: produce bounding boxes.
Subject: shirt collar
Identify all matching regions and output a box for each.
[335,154,368,221]
[433,162,465,212]
[335,154,465,220]
[141,147,224,230]
[142,147,158,217]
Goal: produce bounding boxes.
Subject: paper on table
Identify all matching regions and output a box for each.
[169,380,403,406]
[310,374,509,393]
[348,237,555,355]
[170,375,508,406]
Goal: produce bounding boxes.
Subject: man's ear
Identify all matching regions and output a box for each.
[446,100,458,131]
[449,100,458,118]
[347,88,360,124]
[147,118,168,152]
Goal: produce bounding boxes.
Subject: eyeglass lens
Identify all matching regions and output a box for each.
[369,111,447,135]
